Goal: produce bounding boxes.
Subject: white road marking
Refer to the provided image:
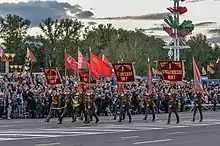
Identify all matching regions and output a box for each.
[0,131,99,135]
[133,139,172,145]
[35,143,60,146]
[42,128,136,132]
[0,138,18,141]
[169,132,185,135]
[0,125,14,128]
[0,134,54,137]
[121,136,139,139]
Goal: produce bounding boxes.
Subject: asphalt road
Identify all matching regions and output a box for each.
[0,111,220,146]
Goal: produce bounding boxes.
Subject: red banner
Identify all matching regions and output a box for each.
[79,69,97,84]
[158,60,184,82]
[43,67,62,85]
[112,63,135,82]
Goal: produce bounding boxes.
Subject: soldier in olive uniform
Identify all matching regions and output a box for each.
[192,92,203,122]
[45,88,63,124]
[213,93,217,111]
[87,93,99,123]
[65,88,73,118]
[143,93,155,122]
[78,91,89,123]
[72,92,80,122]
[167,93,179,124]
[119,93,132,123]
[113,94,125,120]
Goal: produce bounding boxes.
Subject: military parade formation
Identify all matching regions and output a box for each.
[44,85,204,125]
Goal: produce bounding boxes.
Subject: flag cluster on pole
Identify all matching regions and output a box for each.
[64,47,113,82]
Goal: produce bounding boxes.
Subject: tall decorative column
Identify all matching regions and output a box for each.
[163,0,194,61]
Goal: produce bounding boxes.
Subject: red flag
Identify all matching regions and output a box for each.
[216,57,220,64]
[78,49,90,69]
[90,51,112,77]
[148,59,153,94]
[207,65,215,74]
[26,48,36,62]
[193,57,203,92]
[209,62,214,67]
[64,53,78,72]
[78,49,99,80]
[102,55,111,64]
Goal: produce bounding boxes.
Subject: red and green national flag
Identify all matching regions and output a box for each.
[26,48,36,62]
[207,65,215,74]
[78,48,99,80]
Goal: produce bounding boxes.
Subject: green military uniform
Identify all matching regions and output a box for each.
[119,93,132,123]
[143,94,155,122]
[78,92,89,123]
[45,90,63,124]
[113,94,125,120]
[86,93,99,123]
[72,92,80,122]
[65,89,74,120]
[192,92,203,122]
[167,93,179,124]
[213,94,217,111]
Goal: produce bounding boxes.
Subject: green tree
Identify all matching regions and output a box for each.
[182,34,219,79]
[0,14,31,64]
[39,17,62,67]
[56,18,85,71]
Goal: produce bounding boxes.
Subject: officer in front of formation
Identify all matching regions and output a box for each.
[119,93,132,123]
[72,92,80,122]
[45,88,63,124]
[192,92,203,122]
[143,93,155,122]
[167,93,179,124]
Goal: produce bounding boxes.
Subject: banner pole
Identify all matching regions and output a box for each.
[89,47,91,90]
[64,48,67,79]
[77,46,80,82]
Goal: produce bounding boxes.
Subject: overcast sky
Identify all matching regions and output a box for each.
[1,0,220,22]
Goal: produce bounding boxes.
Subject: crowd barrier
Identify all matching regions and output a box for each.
[184,104,220,111]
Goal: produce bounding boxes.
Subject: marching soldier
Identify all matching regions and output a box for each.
[113,94,125,120]
[72,92,80,122]
[87,92,99,123]
[143,93,155,122]
[167,93,179,124]
[192,92,203,122]
[213,93,217,111]
[119,93,132,123]
[65,88,73,118]
[45,88,63,124]
[78,90,89,123]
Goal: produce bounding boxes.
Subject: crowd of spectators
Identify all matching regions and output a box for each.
[0,72,219,120]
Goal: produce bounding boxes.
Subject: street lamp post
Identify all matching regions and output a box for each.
[0,53,16,73]
[10,65,23,72]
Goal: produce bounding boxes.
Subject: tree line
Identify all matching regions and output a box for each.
[0,14,219,79]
